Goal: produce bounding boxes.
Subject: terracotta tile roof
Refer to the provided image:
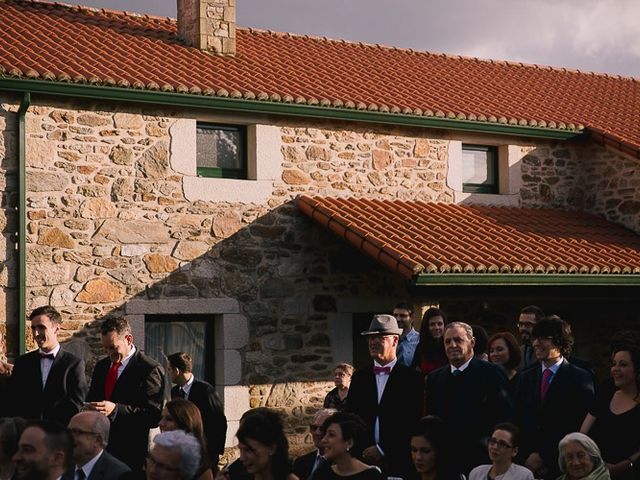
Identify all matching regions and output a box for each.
[1,1,639,155]
[297,195,640,281]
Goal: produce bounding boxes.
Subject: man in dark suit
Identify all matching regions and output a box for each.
[65,411,130,480]
[292,408,336,480]
[345,314,423,479]
[167,351,228,465]
[515,317,594,480]
[517,305,544,369]
[86,317,164,472]
[8,305,87,425]
[14,420,73,480]
[425,321,513,476]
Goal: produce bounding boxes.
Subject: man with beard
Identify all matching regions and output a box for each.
[517,305,544,368]
[425,322,513,476]
[13,420,72,480]
[345,314,422,479]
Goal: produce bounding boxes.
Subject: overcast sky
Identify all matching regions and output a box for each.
[65,0,640,78]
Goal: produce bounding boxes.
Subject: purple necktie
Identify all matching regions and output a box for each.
[373,366,391,375]
[540,368,553,399]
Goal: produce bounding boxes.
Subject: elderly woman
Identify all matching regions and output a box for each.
[324,363,354,411]
[557,433,610,480]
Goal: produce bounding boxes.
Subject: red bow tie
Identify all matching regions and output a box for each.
[373,366,391,375]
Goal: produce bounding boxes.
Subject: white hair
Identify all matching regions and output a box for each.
[445,321,474,339]
[153,430,201,480]
[558,432,603,474]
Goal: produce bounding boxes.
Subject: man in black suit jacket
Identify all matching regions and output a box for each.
[65,411,131,480]
[425,321,513,476]
[517,305,545,369]
[515,317,594,480]
[168,352,228,465]
[8,306,87,425]
[86,317,164,472]
[345,314,423,479]
[292,408,336,480]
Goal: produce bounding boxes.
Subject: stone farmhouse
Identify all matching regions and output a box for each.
[1,0,640,451]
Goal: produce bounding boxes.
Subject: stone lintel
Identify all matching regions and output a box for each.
[125,298,239,315]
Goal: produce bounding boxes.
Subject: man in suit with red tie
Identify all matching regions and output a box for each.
[515,317,594,480]
[85,317,164,472]
[345,314,422,479]
[167,351,227,466]
[8,305,87,425]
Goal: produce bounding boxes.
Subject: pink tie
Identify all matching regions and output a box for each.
[373,366,391,375]
[540,369,553,400]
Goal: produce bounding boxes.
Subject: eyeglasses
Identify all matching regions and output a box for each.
[517,321,536,328]
[68,428,101,437]
[532,336,555,343]
[146,454,181,473]
[488,438,513,449]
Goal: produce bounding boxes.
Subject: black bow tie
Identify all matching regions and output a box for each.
[39,353,55,360]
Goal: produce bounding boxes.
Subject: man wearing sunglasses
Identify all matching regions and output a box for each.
[293,408,336,480]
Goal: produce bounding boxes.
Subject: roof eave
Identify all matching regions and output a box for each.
[414,273,640,286]
[0,77,580,140]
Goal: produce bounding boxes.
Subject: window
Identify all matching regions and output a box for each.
[461,144,499,194]
[196,123,246,179]
[145,314,216,394]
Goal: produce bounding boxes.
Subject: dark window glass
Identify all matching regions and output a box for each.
[196,124,246,178]
[145,314,216,392]
[462,145,498,193]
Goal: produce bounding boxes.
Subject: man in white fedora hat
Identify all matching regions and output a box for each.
[345,314,422,479]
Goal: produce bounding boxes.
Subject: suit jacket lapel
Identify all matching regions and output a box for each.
[43,350,64,394]
[543,360,567,402]
[111,351,138,399]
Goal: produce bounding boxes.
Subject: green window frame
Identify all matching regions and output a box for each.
[462,144,499,194]
[196,123,247,179]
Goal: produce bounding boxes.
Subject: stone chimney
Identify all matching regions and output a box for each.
[177,0,236,56]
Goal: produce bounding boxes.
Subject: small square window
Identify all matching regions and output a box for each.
[462,144,498,194]
[196,123,246,179]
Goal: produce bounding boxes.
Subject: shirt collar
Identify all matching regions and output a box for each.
[374,357,398,370]
[450,356,473,374]
[541,356,564,374]
[119,345,136,368]
[78,450,104,476]
[400,327,418,340]
[39,343,61,357]
[182,374,195,396]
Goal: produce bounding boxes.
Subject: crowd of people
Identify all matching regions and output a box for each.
[0,304,638,480]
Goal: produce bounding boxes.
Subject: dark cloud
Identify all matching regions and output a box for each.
[61,0,640,78]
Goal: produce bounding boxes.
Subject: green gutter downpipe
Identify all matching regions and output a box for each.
[17,92,30,356]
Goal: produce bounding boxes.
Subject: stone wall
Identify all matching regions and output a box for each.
[2,95,639,455]
[520,138,640,234]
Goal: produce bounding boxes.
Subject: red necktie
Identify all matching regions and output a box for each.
[105,362,121,400]
[540,368,552,400]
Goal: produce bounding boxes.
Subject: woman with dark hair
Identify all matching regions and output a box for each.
[412,308,448,375]
[468,423,533,480]
[236,408,296,480]
[0,417,27,480]
[580,332,640,480]
[488,332,522,383]
[410,415,461,480]
[158,398,213,480]
[315,412,382,480]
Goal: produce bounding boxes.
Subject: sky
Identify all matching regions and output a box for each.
[64,0,640,78]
